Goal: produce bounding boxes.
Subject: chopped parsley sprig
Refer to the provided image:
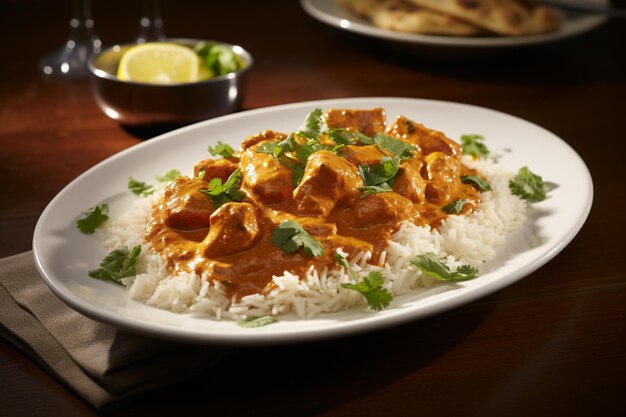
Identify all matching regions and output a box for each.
[76,204,109,234]
[156,169,182,182]
[461,175,492,192]
[208,141,235,158]
[128,169,182,196]
[358,156,400,198]
[337,252,392,311]
[461,134,490,159]
[509,166,551,202]
[442,199,466,214]
[128,177,155,196]
[88,245,141,285]
[271,220,324,257]
[199,168,244,209]
[410,253,479,282]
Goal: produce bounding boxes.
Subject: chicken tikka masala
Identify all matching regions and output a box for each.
[145,108,482,298]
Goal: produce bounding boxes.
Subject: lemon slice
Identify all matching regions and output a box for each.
[117,42,200,84]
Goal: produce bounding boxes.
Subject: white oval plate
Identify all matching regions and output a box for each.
[301,0,607,48]
[33,97,592,345]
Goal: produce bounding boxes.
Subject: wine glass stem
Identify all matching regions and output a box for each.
[137,0,165,43]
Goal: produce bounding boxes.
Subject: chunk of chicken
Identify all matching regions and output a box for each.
[392,157,427,203]
[339,144,389,167]
[387,116,461,157]
[351,192,420,229]
[240,145,293,204]
[240,130,288,151]
[423,152,462,205]
[194,158,238,182]
[324,108,387,137]
[293,151,363,217]
[162,176,214,230]
[201,202,261,258]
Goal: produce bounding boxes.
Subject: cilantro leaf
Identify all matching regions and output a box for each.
[509,166,550,202]
[199,168,244,209]
[410,253,479,282]
[88,245,142,285]
[359,183,393,198]
[461,175,492,192]
[358,156,400,198]
[442,199,467,214]
[461,134,489,159]
[207,141,235,158]
[194,42,242,76]
[255,141,281,155]
[359,156,400,186]
[128,177,155,196]
[341,271,393,311]
[271,220,324,257]
[372,133,416,160]
[335,251,357,281]
[298,108,323,140]
[236,316,278,328]
[336,252,393,311]
[76,204,109,234]
[156,169,182,183]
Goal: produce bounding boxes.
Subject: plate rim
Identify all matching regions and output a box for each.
[300,0,608,48]
[32,96,594,345]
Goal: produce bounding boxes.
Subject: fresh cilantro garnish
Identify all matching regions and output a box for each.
[358,156,400,198]
[194,42,242,76]
[509,166,550,202]
[271,220,324,257]
[256,129,340,187]
[461,134,490,159]
[461,175,492,192]
[88,245,142,285]
[442,199,466,214]
[236,316,278,328]
[372,133,416,160]
[359,183,393,198]
[336,252,393,311]
[128,177,155,196]
[295,140,341,166]
[410,253,479,282]
[207,141,235,158]
[327,128,370,146]
[199,168,244,209]
[156,169,182,183]
[298,108,324,140]
[76,204,109,234]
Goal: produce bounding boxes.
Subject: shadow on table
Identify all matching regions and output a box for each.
[103,302,492,417]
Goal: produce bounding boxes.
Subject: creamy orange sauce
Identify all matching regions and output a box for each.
[145,109,481,297]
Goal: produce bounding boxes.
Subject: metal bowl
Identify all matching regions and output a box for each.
[87,39,253,126]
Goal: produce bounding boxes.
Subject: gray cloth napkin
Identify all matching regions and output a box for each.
[0,251,227,410]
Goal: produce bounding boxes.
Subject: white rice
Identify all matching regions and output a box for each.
[102,156,526,320]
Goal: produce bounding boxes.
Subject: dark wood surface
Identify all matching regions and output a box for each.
[1,1,625,416]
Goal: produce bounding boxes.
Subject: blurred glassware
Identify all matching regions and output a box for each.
[39,0,101,79]
[136,0,166,43]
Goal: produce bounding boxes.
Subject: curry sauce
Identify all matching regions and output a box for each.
[145,109,481,297]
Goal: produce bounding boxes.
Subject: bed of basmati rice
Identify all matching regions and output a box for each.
[101,157,526,320]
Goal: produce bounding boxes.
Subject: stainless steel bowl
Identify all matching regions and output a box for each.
[87,39,253,126]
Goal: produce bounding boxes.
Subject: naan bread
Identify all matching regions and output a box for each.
[403,0,561,36]
[338,0,485,36]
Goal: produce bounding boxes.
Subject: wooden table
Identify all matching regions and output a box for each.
[1,1,625,416]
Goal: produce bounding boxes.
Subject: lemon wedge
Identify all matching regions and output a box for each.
[117,43,200,84]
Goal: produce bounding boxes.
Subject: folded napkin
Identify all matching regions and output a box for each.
[0,251,227,410]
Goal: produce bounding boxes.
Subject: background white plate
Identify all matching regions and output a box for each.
[33,97,592,345]
[301,0,608,48]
